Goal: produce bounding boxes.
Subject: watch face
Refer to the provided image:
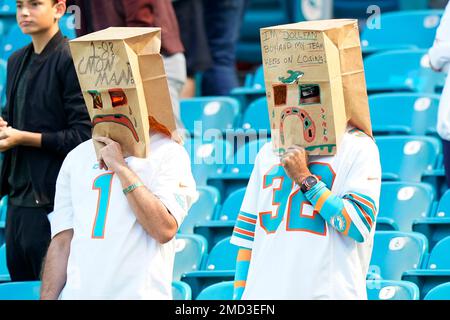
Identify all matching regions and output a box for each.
[306,176,318,187]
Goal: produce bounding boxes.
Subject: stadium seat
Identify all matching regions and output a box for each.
[424,282,450,300]
[208,138,268,199]
[377,182,434,232]
[334,0,399,21]
[369,93,440,136]
[366,280,420,300]
[369,231,428,281]
[231,65,265,110]
[237,1,289,64]
[178,186,220,235]
[364,50,445,94]
[60,15,77,39]
[0,281,41,300]
[196,281,234,300]
[172,281,192,300]
[181,237,238,299]
[360,10,443,54]
[173,234,208,281]
[0,195,8,245]
[2,24,31,60]
[0,0,16,15]
[403,236,450,299]
[184,137,233,186]
[241,96,270,132]
[0,244,10,282]
[180,97,240,137]
[413,189,450,251]
[376,136,441,182]
[194,188,245,249]
[0,59,6,108]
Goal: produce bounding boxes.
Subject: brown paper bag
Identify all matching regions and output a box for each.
[260,19,372,156]
[70,27,178,158]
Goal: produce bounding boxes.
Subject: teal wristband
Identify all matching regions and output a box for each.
[123,181,144,195]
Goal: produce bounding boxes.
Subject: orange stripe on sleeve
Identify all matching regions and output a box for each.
[234,281,246,288]
[237,249,252,261]
[314,189,332,212]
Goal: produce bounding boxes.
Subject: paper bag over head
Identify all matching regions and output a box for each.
[260,19,372,156]
[69,27,178,158]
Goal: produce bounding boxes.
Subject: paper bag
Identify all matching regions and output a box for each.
[70,27,178,158]
[260,19,372,156]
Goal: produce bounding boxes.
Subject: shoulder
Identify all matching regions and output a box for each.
[7,45,30,67]
[66,139,94,161]
[342,128,378,151]
[151,134,190,163]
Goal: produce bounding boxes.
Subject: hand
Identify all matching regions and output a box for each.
[0,127,23,152]
[94,136,128,173]
[0,117,8,129]
[280,145,312,185]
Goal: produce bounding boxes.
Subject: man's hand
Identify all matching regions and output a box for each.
[94,136,128,173]
[0,127,24,152]
[280,145,312,185]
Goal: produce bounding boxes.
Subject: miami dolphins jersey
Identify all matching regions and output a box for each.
[49,133,197,300]
[230,127,381,299]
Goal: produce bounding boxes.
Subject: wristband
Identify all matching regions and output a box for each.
[123,181,144,195]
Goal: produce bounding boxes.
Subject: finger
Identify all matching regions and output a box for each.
[94,136,115,145]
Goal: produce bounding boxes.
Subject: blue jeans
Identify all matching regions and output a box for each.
[201,0,248,96]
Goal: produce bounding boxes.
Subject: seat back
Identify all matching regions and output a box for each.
[204,237,239,271]
[217,188,246,221]
[179,187,220,234]
[367,280,420,300]
[377,136,440,182]
[378,182,434,231]
[174,234,208,281]
[370,231,428,280]
[196,281,234,300]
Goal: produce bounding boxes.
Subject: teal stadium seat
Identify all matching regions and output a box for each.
[377,182,434,232]
[376,136,440,182]
[424,282,450,300]
[369,231,428,281]
[0,244,10,282]
[369,93,440,136]
[173,234,208,281]
[361,10,443,54]
[241,97,270,132]
[0,281,41,300]
[180,97,240,137]
[172,281,192,300]
[231,65,265,110]
[196,281,234,300]
[60,15,77,39]
[366,280,420,300]
[0,59,6,107]
[208,139,268,198]
[364,50,445,94]
[181,237,239,299]
[194,188,246,249]
[0,195,8,245]
[2,24,31,60]
[414,189,450,250]
[178,186,220,235]
[403,236,450,299]
[0,0,16,15]
[184,138,233,186]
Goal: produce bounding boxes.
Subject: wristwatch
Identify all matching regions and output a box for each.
[300,175,319,193]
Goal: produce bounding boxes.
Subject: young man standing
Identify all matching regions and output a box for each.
[0,0,91,281]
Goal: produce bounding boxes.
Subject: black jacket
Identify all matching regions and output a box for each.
[0,31,92,206]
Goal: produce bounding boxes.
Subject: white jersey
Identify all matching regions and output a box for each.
[49,133,197,300]
[230,127,381,300]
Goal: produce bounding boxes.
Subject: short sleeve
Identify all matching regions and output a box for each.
[149,144,197,229]
[48,152,74,239]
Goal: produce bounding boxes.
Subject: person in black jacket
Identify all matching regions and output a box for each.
[0,0,91,281]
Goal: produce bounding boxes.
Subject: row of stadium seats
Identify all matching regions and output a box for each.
[171,231,450,299]
[180,93,441,138]
[238,4,436,63]
[2,278,450,300]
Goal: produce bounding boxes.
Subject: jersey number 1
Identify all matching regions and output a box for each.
[92,173,114,239]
